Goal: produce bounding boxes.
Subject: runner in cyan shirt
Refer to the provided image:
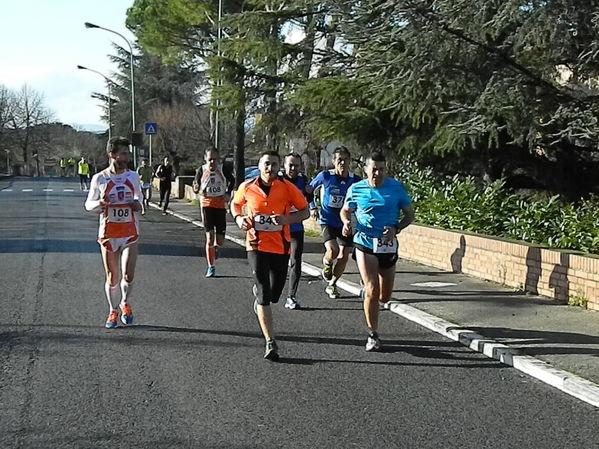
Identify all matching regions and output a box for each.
[308,145,361,299]
[341,151,415,351]
[85,136,143,329]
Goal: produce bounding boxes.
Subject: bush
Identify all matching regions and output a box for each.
[395,162,599,254]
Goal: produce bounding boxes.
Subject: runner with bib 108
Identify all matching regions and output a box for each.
[85,137,143,329]
[193,147,235,278]
[340,151,415,351]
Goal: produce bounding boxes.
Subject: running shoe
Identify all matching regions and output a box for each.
[359,288,365,300]
[284,296,300,310]
[264,340,279,361]
[322,263,333,281]
[365,332,381,352]
[161,211,167,216]
[325,284,339,299]
[253,298,259,315]
[205,266,216,278]
[105,310,119,328]
[120,303,133,325]
[379,301,390,310]
[252,284,258,298]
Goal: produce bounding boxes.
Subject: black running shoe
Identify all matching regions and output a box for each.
[264,340,279,361]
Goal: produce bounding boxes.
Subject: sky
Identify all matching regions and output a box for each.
[0,1,137,131]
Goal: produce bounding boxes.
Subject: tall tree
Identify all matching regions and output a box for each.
[6,85,53,175]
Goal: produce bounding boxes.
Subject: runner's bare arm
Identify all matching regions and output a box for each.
[84,175,105,212]
[273,206,309,226]
[130,176,143,212]
[340,203,354,237]
[231,186,253,231]
[397,204,415,232]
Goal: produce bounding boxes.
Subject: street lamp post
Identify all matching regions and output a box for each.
[77,65,113,139]
[214,0,223,152]
[85,22,136,166]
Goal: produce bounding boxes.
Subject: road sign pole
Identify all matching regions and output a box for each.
[149,135,152,167]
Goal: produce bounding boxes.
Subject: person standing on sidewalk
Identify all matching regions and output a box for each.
[78,157,90,191]
[282,152,313,310]
[155,156,175,215]
[340,151,414,351]
[308,145,361,299]
[84,136,142,328]
[231,151,309,361]
[137,159,153,215]
[193,148,235,278]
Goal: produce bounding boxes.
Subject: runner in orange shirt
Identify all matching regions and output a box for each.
[231,150,310,361]
[193,148,234,277]
[85,137,142,328]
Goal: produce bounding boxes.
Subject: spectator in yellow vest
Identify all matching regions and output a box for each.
[59,158,67,177]
[78,157,90,190]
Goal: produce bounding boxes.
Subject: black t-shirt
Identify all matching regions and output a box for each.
[156,164,173,181]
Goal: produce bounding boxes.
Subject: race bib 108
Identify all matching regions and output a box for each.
[373,237,398,254]
[205,184,225,197]
[107,206,132,223]
[254,214,282,232]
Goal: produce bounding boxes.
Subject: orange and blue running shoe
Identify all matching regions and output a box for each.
[105,310,119,329]
[120,303,133,325]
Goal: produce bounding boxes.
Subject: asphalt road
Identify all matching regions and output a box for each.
[1,177,598,449]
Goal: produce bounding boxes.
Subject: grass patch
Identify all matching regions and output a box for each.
[305,229,321,238]
[568,291,588,309]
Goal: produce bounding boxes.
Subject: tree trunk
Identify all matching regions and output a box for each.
[234,102,246,188]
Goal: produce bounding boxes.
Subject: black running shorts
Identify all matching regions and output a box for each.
[354,243,398,269]
[321,224,353,247]
[202,206,227,234]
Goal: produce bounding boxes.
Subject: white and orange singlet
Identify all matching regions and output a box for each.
[85,169,142,251]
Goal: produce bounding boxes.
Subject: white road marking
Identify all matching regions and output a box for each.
[43,189,53,192]
[410,282,457,288]
[22,189,32,192]
[63,189,74,192]
[2,189,12,192]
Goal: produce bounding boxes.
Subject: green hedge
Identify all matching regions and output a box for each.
[394,163,599,254]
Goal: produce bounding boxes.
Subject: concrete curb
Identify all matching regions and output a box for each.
[153,201,599,409]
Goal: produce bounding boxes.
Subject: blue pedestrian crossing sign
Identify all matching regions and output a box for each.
[144,123,158,135]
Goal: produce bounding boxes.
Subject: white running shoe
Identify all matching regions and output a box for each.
[325,284,339,299]
[365,333,381,352]
[284,296,300,310]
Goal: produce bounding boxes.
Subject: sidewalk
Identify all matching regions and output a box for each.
[154,197,599,408]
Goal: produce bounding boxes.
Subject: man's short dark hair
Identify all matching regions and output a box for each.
[260,150,280,160]
[285,152,301,160]
[367,151,386,163]
[106,136,130,154]
[333,145,350,158]
[205,147,219,157]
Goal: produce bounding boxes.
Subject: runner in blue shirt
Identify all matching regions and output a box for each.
[282,152,313,310]
[341,151,415,351]
[308,145,361,299]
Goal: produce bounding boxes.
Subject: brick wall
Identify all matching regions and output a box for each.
[305,218,599,309]
[396,224,599,310]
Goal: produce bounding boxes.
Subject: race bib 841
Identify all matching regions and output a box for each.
[254,214,282,232]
